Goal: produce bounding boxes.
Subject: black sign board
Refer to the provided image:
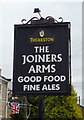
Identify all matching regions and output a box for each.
[13,23,71,96]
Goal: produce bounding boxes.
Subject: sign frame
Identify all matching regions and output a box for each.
[13,22,71,96]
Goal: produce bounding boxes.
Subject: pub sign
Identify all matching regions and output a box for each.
[13,23,71,95]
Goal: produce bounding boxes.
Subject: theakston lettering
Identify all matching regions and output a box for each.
[29,38,54,42]
[22,54,62,65]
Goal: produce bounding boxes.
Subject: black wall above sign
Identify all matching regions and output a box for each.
[13,23,71,96]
